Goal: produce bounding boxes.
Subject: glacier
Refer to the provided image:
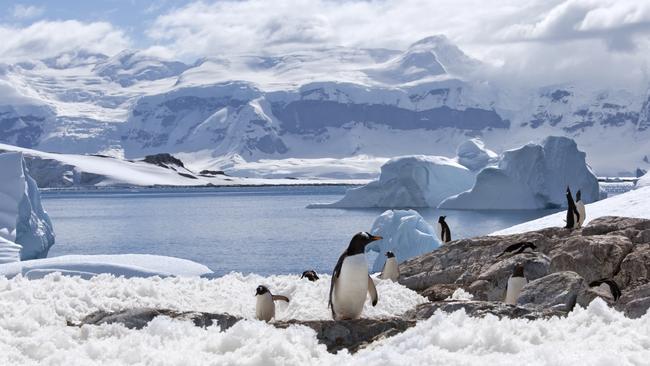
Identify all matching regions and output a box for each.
[312,155,474,208]
[440,136,599,210]
[367,210,440,273]
[0,152,54,262]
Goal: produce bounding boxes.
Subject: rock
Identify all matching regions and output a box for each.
[142,153,185,169]
[576,285,617,308]
[549,235,633,283]
[400,216,650,317]
[616,283,650,318]
[406,300,567,320]
[73,308,415,354]
[516,271,587,311]
[420,284,462,301]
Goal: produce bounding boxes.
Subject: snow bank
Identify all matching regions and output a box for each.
[0,274,646,365]
[456,138,498,171]
[440,136,599,210]
[0,152,54,262]
[367,210,440,272]
[0,254,213,278]
[312,155,474,208]
[493,185,650,235]
[637,171,650,188]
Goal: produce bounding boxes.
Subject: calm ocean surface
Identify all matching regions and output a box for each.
[42,186,558,276]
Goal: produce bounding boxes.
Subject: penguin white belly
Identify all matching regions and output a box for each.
[380,258,399,282]
[436,223,444,243]
[576,201,586,227]
[597,283,613,298]
[505,277,528,305]
[333,254,369,320]
[256,294,275,321]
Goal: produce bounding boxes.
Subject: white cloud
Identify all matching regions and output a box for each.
[12,4,45,20]
[0,20,131,62]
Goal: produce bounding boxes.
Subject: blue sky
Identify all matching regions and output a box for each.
[1,0,650,88]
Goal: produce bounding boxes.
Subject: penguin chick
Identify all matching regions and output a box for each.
[379,251,399,282]
[301,270,319,281]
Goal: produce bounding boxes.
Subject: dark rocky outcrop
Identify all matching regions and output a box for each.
[142,153,185,169]
[73,308,414,354]
[400,216,650,318]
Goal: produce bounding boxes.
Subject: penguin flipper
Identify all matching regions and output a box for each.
[272,295,290,302]
[329,251,347,318]
[367,275,378,306]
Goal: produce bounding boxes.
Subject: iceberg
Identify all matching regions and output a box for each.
[312,155,474,208]
[367,210,440,272]
[0,152,55,262]
[440,136,599,210]
[456,138,498,171]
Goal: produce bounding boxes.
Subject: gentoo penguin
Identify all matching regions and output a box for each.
[588,279,621,301]
[329,232,382,320]
[380,251,399,282]
[255,285,290,322]
[437,216,452,243]
[575,190,586,228]
[496,242,537,258]
[504,264,527,305]
[301,270,319,281]
[565,187,580,229]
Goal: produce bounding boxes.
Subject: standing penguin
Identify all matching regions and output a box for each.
[565,187,580,229]
[504,264,527,305]
[437,216,452,243]
[255,285,290,322]
[329,232,382,320]
[380,251,399,282]
[575,190,586,228]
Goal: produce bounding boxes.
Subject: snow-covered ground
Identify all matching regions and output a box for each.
[493,185,650,235]
[0,273,646,365]
[0,143,367,187]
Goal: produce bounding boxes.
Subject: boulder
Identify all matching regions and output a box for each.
[406,300,567,320]
[517,271,587,311]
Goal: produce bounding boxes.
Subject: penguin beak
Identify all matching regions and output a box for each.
[369,235,383,242]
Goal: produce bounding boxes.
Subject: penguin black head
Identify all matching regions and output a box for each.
[512,264,525,278]
[255,285,270,296]
[438,216,446,223]
[301,270,319,281]
[576,190,582,201]
[347,232,382,255]
[385,251,395,258]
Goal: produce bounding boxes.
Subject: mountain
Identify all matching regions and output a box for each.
[0,36,649,176]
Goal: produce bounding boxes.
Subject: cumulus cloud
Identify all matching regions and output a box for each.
[0,20,131,62]
[12,4,45,20]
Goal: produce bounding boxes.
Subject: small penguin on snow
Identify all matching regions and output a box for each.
[496,241,537,258]
[504,264,527,305]
[437,216,452,243]
[301,270,319,281]
[329,232,382,320]
[565,187,580,229]
[255,285,290,322]
[380,251,399,282]
[588,279,621,301]
[575,190,586,228]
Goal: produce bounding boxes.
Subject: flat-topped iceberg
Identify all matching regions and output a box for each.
[311,155,474,208]
[456,138,498,171]
[0,152,54,262]
[440,136,599,210]
[367,210,440,272]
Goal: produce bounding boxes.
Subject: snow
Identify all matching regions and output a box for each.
[0,254,213,279]
[637,172,650,188]
[312,155,474,208]
[445,288,475,301]
[0,274,646,365]
[493,185,650,235]
[0,152,54,262]
[367,210,440,272]
[440,136,599,210]
[456,138,498,171]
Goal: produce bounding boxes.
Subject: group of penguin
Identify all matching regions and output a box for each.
[255,186,618,322]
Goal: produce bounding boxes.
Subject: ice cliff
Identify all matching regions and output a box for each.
[0,152,55,262]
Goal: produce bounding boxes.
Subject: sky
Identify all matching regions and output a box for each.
[2,0,650,89]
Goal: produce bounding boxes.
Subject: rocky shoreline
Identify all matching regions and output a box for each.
[71,216,649,354]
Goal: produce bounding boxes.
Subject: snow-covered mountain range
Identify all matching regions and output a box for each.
[2,35,649,176]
